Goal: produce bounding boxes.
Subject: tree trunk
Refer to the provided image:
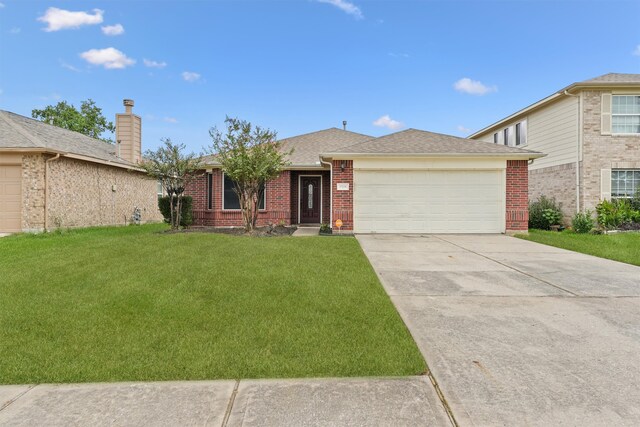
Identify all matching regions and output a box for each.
[175,195,182,230]
[169,191,176,230]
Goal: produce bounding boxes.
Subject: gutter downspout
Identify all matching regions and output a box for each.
[564,89,582,214]
[319,157,333,227]
[44,153,61,231]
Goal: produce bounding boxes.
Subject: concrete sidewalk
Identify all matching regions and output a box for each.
[0,377,452,427]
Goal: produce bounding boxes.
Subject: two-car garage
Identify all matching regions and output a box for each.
[323,128,541,235]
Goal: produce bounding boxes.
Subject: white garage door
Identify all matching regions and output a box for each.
[0,165,22,233]
[354,170,504,233]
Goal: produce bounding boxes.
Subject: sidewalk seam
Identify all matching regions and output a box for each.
[221,379,240,427]
[0,384,37,412]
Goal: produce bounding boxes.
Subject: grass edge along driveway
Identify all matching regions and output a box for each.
[516,229,640,267]
[0,224,426,384]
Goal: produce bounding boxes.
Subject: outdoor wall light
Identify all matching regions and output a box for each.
[340,161,346,171]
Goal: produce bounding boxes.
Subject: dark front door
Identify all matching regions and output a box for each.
[300,176,321,224]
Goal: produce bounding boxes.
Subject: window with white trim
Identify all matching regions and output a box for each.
[493,133,498,144]
[157,180,164,197]
[612,95,640,134]
[611,169,640,198]
[515,122,527,146]
[223,173,266,210]
[503,128,509,146]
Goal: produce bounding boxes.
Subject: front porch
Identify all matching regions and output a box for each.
[188,169,333,228]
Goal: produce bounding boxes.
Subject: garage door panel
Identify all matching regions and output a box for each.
[0,165,22,232]
[354,169,504,234]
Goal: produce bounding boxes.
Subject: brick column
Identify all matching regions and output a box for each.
[506,160,529,233]
[331,160,354,231]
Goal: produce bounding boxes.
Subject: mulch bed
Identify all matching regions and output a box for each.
[179,225,297,237]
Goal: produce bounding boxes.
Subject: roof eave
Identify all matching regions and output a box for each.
[321,152,546,160]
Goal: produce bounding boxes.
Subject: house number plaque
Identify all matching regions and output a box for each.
[336,183,349,191]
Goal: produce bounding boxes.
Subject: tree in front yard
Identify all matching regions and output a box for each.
[209,117,291,232]
[32,99,116,143]
[140,139,201,230]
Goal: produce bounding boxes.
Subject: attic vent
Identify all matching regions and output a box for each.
[343,120,347,130]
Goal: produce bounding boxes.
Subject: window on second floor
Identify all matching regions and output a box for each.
[503,128,509,146]
[612,95,640,134]
[493,133,498,144]
[515,122,527,146]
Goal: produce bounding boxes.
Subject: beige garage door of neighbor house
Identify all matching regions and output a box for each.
[353,169,505,233]
[0,165,22,232]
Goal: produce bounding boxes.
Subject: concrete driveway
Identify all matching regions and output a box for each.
[358,234,640,427]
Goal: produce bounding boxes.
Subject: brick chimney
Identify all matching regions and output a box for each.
[115,99,142,164]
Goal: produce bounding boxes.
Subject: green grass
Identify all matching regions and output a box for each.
[0,225,425,384]
[516,229,640,266]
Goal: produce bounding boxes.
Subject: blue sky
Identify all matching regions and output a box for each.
[1,0,639,153]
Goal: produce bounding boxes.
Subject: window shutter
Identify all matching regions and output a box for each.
[521,120,528,145]
[601,93,612,135]
[600,169,611,200]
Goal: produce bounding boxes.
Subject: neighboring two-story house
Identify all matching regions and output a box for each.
[469,73,640,221]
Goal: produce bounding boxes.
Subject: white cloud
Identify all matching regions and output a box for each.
[633,45,640,56]
[453,77,497,96]
[0,3,5,9]
[456,125,471,134]
[373,115,404,130]
[80,47,135,69]
[163,117,178,124]
[60,60,81,72]
[317,0,363,20]
[9,27,20,34]
[182,71,201,82]
[101,24,124,36]
[144,59,167,69]
[38,7,103,32]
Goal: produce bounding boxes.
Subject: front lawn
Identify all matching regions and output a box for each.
[516,230,640,266]
[0,225,425,384]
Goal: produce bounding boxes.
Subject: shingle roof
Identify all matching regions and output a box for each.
[328,128,543,157]
[0,110,135,168]
[202,127,373,167]
[581,73,640,84]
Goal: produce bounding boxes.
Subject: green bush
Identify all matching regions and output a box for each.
[319,223,332,234]
[595,199,640,230]
[158,196,193,227]
[630,190,640,211]
[572,210,594,234]
[529,195,563,229]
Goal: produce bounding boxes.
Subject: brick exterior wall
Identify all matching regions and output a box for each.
[188,169,292,227]
[581,90,640,211]
[529,162,577,223]
[20,154,162,231]
[22,154,46,231]
[506,160,529,232]
[331,160,353,231]
[46,157,162,228]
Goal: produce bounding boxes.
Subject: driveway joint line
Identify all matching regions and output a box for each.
[221,379,240,427]
[433,235,579,297]
[424,370,459,427]
[0,384,37,412]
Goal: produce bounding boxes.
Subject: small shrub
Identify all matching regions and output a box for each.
[158,196,193,227]
[596,199,620,230]
[572,210,594,234]
[630,190,640,212]
[529,195,563,230]
[542,209,562,227]
[319,223,332,234]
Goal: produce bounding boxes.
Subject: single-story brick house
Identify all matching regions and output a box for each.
[0,100,162,233]
[187,128,544,233]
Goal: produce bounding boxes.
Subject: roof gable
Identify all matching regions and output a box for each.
[0,110,135,168]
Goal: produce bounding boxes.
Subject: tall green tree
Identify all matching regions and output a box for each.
[32,99,116,142]
[209,117,291,232]
[140,139,202,230]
